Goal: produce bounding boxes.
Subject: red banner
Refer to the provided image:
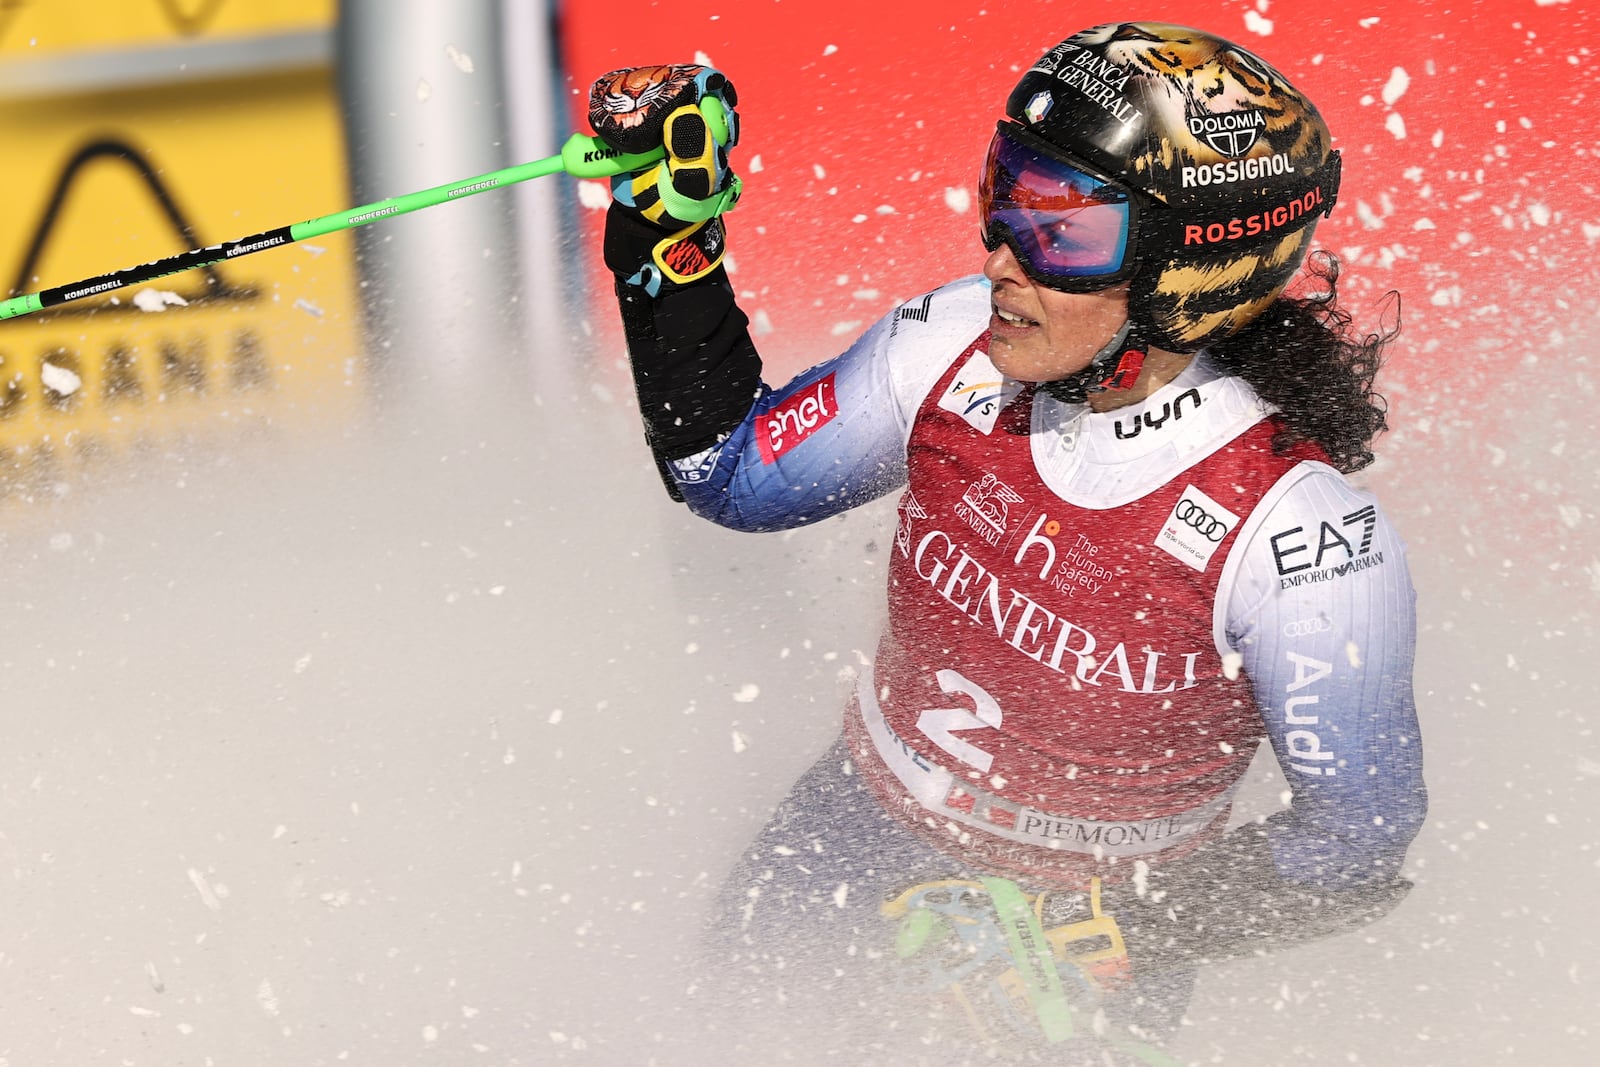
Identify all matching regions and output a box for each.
[562,2,1600,389]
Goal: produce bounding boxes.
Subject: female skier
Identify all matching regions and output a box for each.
[587,21,1427,1059]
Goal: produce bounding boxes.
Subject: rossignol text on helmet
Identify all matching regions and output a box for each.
[993,22,1342,353]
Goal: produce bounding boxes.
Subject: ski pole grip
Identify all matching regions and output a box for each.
[563,97,729,180]
[559,132,663,179]
[699,96,731,146]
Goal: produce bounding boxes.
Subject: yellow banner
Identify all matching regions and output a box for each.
[0,0,331,54]
[0,0,361,492]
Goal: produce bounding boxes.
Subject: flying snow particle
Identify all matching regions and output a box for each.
[823,44,839,56]
[187,868,223,912]
[1220,651,1244,680]
[256,979,280,1016]
[133,288,188,313]
[833,883,850,908]
[40,362,80,396]
[1385,112,1407,140]
[732,684,760,703]
[1381,67,1410,106]
[576,180,611,210]
[1243,9,1273,35]
[445,44,475,73]
[731,730,749,753]
[416,78,432,102]
[944,187,971,214]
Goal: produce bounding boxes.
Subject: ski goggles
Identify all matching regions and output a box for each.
[979,121,1142,292]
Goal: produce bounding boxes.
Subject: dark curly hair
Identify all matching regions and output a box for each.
[1209,252,1396,474]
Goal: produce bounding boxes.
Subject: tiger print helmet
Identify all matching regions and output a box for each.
[1002,22,1342,353]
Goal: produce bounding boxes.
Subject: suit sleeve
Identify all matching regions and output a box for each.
[607,208,987,530]
[1221,463,1428,889]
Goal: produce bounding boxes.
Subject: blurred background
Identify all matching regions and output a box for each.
[0,1,1596,1064]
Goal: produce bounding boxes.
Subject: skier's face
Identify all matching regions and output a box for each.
[982,241,1131,383]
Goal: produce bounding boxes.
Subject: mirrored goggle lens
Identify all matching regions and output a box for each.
[980,127,1131,281]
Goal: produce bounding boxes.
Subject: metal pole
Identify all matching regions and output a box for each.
[501,0,573,394]
[336,0,521,408]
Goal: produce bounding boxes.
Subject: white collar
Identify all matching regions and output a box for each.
[1026,353,1274,510]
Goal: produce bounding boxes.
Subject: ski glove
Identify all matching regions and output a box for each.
[589,64,742,295]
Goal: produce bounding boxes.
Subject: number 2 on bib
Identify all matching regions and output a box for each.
[916,669,1003,773]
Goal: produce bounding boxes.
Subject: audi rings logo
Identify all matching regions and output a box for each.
[1174,499,1229,542]
[1156,484,1240,573]
[1283,617,1333,639]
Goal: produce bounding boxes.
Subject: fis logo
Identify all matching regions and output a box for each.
[938,350,1022,435]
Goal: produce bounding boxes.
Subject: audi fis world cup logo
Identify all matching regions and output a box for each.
[1173,498,1228,542]
[1155,484,1241,573]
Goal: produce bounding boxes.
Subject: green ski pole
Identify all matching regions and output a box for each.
[0,132,660,321]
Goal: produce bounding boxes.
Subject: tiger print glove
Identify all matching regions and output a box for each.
[589,64,742,296]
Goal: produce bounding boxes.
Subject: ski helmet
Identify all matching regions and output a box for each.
[986,22,1342,354]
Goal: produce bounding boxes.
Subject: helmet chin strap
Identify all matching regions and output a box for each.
[1038,319,1147,404]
